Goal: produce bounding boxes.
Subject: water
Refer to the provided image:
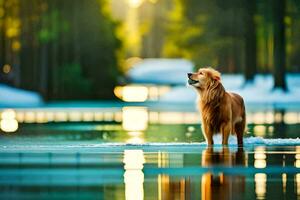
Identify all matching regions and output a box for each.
[0,146,299,199]
[0,105,300,199]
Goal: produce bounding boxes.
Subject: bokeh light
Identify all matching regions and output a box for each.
[0,109,18,132]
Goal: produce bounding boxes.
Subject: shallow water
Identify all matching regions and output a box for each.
[0,106,300,199]
[0,145,299,200]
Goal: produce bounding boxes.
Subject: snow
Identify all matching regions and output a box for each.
[210,134,300,146]
[127,58,194,85]
[160,74,300,104]
[0,136,299,153]
[127,59,300,104]
[88,136,300,146]
[0,84,43,107]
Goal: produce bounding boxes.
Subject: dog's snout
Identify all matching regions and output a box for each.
[187,73,192,78]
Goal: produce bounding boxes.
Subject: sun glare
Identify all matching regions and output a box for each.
[127,0,144,8]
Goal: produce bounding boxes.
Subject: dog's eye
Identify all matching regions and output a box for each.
[199,72,203,75]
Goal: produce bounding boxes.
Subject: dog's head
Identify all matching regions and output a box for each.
[187,67,221,89]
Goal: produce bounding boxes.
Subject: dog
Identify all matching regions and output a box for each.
[187,67,246,146]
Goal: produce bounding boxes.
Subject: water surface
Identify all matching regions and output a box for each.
[0,105,300,199]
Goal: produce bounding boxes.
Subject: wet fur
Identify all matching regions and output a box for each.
[188,68,246,146]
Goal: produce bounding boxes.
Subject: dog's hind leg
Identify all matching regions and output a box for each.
[235,116,246,147]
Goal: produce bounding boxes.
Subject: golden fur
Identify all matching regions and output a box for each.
[188,67,246,146]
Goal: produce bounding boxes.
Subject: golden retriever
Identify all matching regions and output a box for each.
[187,67,246,146]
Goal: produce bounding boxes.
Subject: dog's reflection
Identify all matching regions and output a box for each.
[201,147,246,200]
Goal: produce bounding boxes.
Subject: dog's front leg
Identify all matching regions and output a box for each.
[202,123,214,146]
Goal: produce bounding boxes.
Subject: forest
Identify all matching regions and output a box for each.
[0,0,299,99]
[0,0,120,99]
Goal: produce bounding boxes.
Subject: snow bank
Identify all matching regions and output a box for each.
[127,58,194,85]
[160,74,300,104]
[1,136,299,153]
[89,136,300,147]
[0,136,299,153]
[127,60,300,104]
[0,84,43,107]
[209,134,300,146]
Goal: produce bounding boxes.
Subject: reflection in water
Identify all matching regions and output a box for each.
[159,175,189,200]
[126,136,145,144]
[122,107,148,131]
[255,173,267,199]
[296,173,300,196]
[295,146,300,168]
[122,107,147,143]
[282,173,287,193]
[126,131,144,143]
[201,147,246,200]
[123,150,145,200]
[254,146,267,168]
[0,109,18,132]
[157,152,189,200]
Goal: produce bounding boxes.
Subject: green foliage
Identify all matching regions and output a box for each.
[164,0,247,71]
[58,63,91,99]
[77,0,121,98]
[18,0,121,100]
[164,0,300,74]
[38,10,66,43]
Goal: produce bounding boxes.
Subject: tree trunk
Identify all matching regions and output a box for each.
[72,0,81,63]
[39,0,49,98]
[273,0,287,91]
[0,1,6,83]
[244,0,257,83]
[20,0,34,90]
[49,0,59,98]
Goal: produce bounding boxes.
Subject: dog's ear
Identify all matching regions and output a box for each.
[210,70,221,82]
[214,76,220,81]
[205,67,221,82]
[208,72,220,82]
